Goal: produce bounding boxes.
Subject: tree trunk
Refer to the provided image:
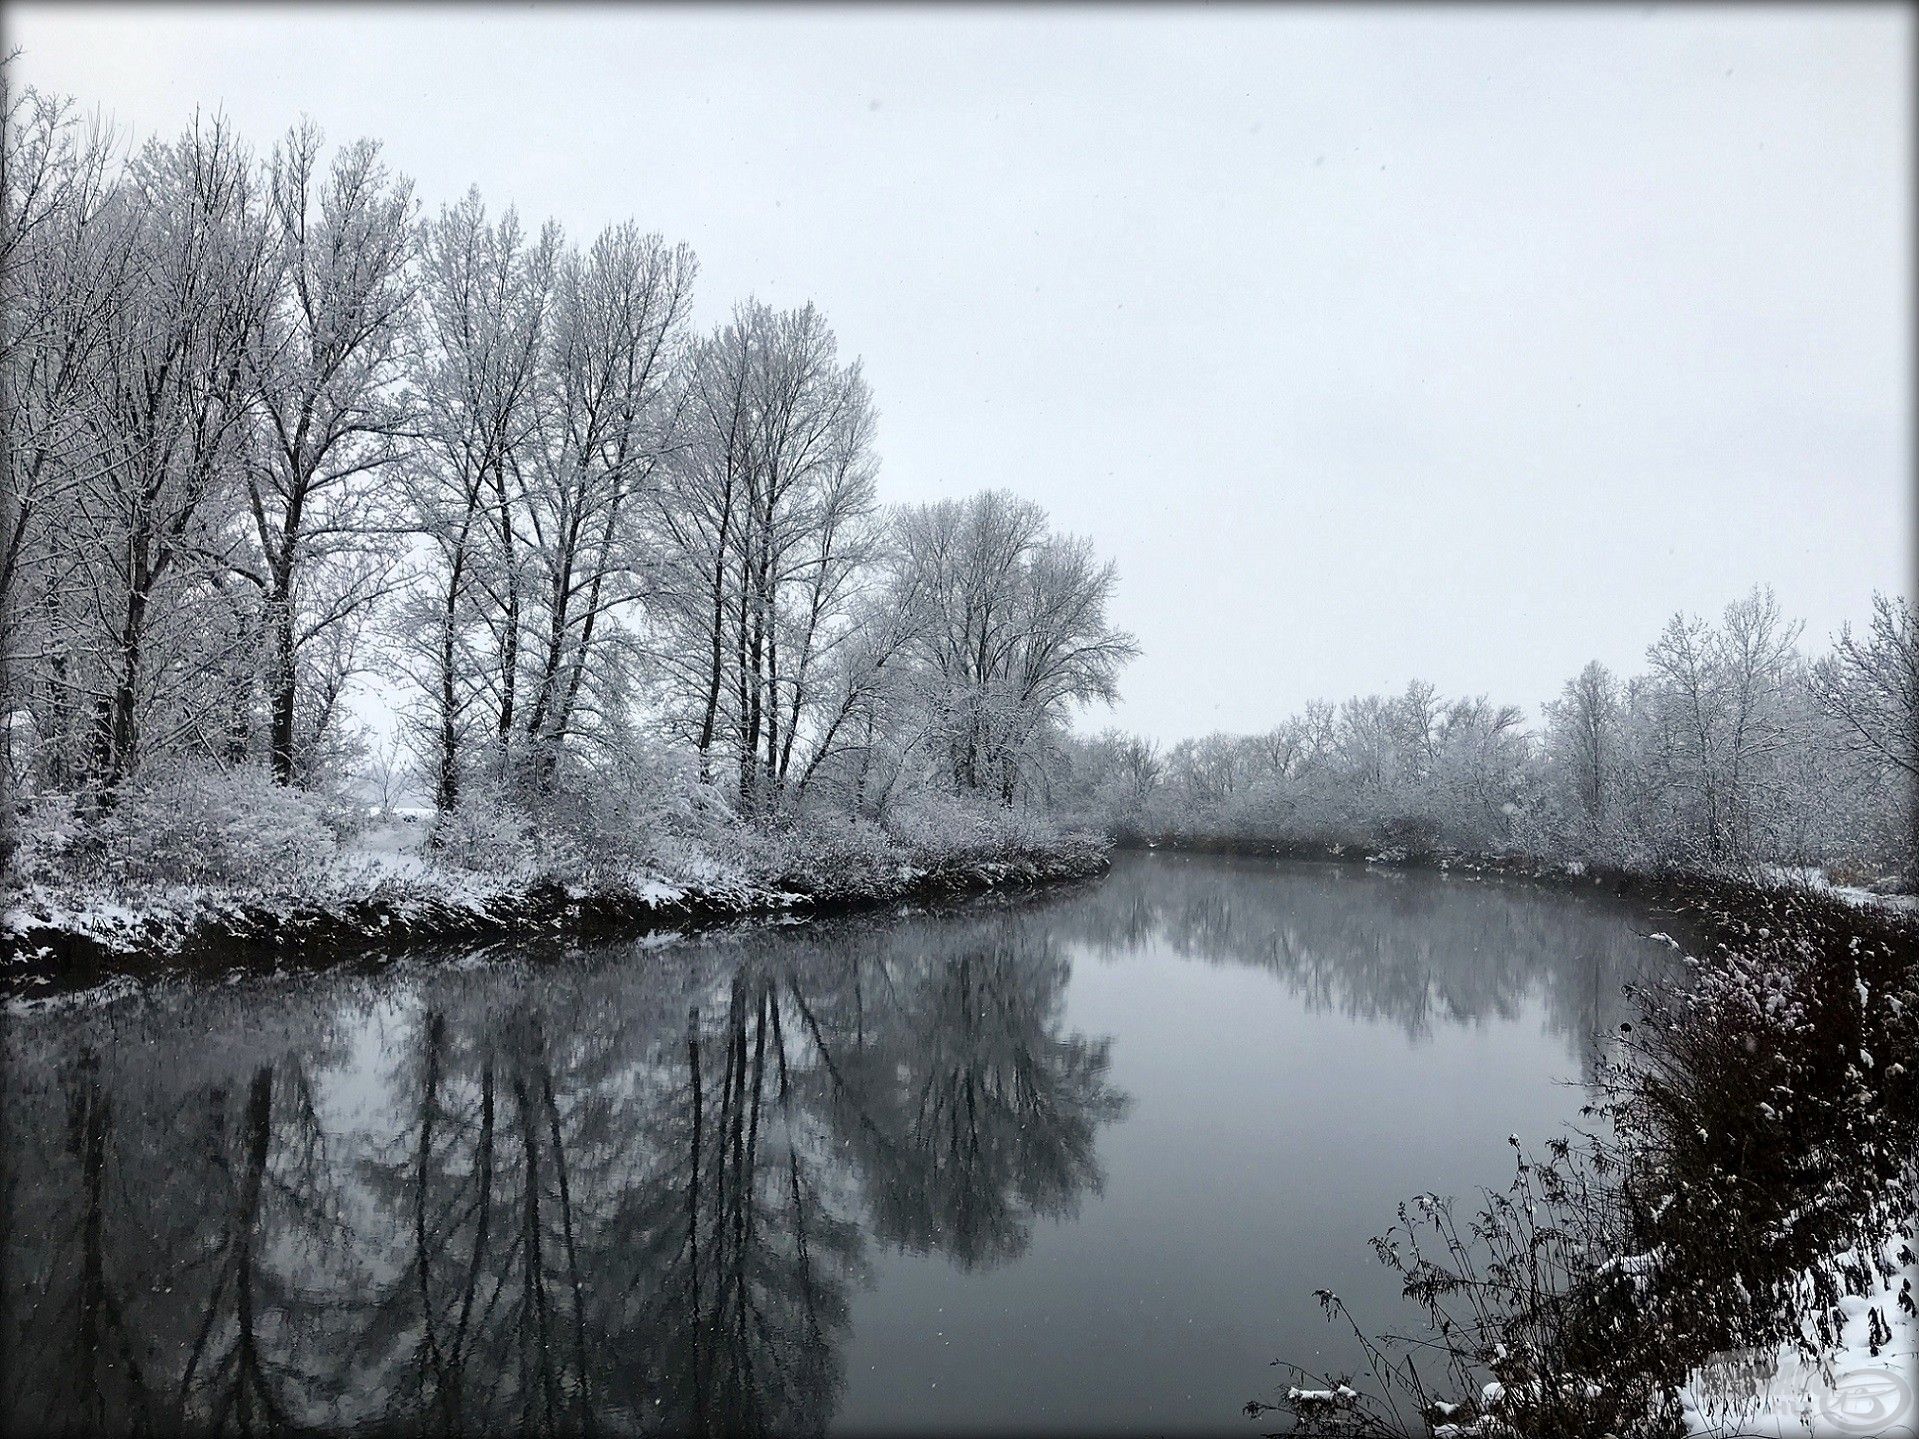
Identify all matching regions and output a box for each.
[493,470,521,750]
[433,559,465,817]
[99,572,152,796]
[266,567,297,784]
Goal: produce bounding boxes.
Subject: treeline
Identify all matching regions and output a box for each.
[5,76,1908,895]
[0,80,1135,869]
[1061,587,1916,882]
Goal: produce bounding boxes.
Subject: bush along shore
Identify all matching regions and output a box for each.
[1246,874,1918,1439]
[3,771,1110,988]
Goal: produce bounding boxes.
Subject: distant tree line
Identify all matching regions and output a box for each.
[1062,587,1916,881]
[0,78,1135,865]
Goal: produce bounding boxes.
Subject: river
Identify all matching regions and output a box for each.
[1,849,1674,1434]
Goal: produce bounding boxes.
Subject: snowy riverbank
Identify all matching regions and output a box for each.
[4,814,1110,985]
[1681,1228,1917,1438]
[1122,833,1918,915]
[1252,850,1917,1438]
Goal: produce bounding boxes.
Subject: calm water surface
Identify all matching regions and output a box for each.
[2,851,1672,1435]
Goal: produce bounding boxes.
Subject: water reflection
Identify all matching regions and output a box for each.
[799,926,1123,1272]
[1064,852,1667,1073]
[2,854,1667,1434]
[3,909,1123,1435]
[5,999,358,1435]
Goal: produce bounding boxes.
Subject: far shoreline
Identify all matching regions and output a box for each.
[1111,831,1918,915]
[16,831,1911,999]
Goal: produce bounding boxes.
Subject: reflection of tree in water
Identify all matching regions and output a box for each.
[1060,853,1672,1075]
[4,916,1125,1436]
[3,993,356,1434]
[346,936,1119,1432]
[173,1058,352,1432]
[4,1043,158,1434]
[788,913,1127,1270]
[589,964,862,1437]
[346,960,857,1436]
[353,998,617,1435]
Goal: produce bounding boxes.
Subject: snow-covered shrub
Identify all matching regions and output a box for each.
[97,762,347,888]
[427,788,552,876]
[7,790,89,887]
[428,747,713,885]
[760,809,902,895]
[1603,887,1918,1374]
[524,740,701,877]
[1262,884,1918,1439]
[986,799,1067,854]
[646,799,762,889]
[881,787,1060,861]
[882,788,992,858]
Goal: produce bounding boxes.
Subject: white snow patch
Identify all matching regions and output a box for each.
[1681,1229,1917,1437]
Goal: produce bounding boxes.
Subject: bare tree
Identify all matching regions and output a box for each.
[1,78,118,647]
[398,190,553,811]
[1546,660,1623,831]
[1812,592,1918,864]
[650,300,880,814]
[789,565,929,811]
[1388,678,1444,783]
[514,222,694,785]
[65,115,274,793]
[246,122,415,784]
[1336,694,1395,795]
[1812,593,1918,781]
[1430,694,1527,846]
[1118,733,1163,801]
[1713,587,1803,859]
[1,75,123,827]
[364,732,407,818]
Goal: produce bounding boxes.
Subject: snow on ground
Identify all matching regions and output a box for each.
[1682,1230,1918,1438]
[5,805,1089,966]
[352,818,434,880]
[2,815,673,958]
[1755,864,1919,915]
[632,877,688,906]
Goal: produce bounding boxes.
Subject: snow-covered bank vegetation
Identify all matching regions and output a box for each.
[6,760,1109,978]
[0,76,1133,967]
[1063,588,1917,892]
[1251,880,1918,1438]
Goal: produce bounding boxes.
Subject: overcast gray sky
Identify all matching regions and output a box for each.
[9,3,1911,741]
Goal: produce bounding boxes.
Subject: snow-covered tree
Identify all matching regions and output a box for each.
[891,489,1136,804]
